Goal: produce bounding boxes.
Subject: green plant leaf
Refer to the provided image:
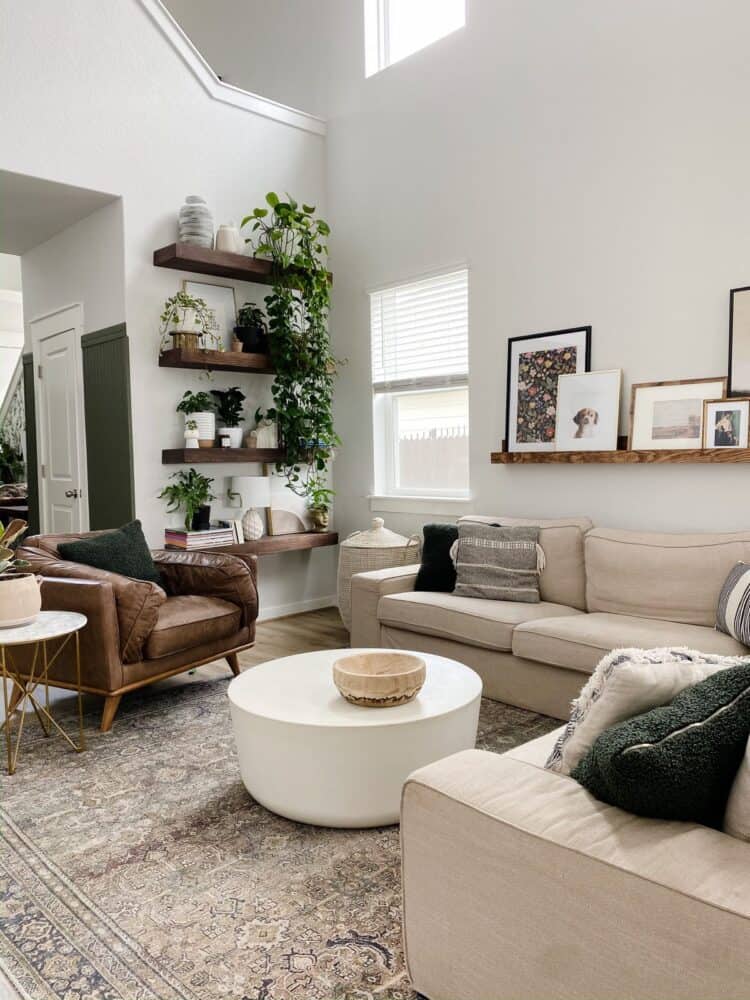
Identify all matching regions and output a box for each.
[266,192,279,207]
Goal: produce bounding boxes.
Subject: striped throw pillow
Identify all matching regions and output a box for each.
[452,523,543,603]
[717,563,750,644]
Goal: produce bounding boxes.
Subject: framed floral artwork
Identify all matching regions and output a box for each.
[505,327,591,452]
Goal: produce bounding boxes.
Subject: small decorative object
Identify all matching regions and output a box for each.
[214,222,242,253]
[176,390,215,447]
[628,377,727,450]
[183,280,237,351]
[184,419,199,449]
[230,476,271,540]
[505,327,591,452]
[234,302,269,354]
[230,336,243,353]
[306,479,333,533]
[159,468,216,532]
[702,398,750,449]
[337,518,421,629]
[0,519,38,628]
[178,194,214,248]
[332,652,426,707]
[728,286,750,396]
[159,291,217,353]
[554,370,622,452]
[211,387,245,449]
[247,407,278,449]
[219,433,231,448]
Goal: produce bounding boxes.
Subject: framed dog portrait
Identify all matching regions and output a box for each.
[728,286,750,396]
[505,326,591,452]
[554,370,621,452]
[628,377,727,450]
[702,398,750,449]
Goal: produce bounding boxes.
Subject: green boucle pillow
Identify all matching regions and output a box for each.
[58,520,162,586]
[572,664,750,828]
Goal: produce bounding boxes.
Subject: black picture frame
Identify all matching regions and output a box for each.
[504,326,592,453]
[728,286,750,397]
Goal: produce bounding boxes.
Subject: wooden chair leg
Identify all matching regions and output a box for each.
[226,653,241,677]
[100,694,122,733]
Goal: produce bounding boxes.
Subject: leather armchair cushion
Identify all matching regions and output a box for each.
[152,550,258,628]
[144,595,241,660]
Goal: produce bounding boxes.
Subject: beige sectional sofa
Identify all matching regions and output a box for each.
[350,517,750,719]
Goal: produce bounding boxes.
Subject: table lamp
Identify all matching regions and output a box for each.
[231,476,271,540]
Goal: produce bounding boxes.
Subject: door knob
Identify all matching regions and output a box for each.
[64,489,81,499]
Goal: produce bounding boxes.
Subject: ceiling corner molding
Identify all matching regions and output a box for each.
[138,0,327,137]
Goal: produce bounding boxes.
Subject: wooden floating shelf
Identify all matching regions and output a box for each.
[166,532,338,556]
[159,347,274,374]
[491,447,750,464]
[162,447,284,464]
[153,242,332,286]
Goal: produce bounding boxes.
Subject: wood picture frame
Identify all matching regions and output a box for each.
[628,376,728,450]
[702,397,750,449]
[554,369,622,452]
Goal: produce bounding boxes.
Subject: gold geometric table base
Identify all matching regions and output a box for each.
[0,626,85,775]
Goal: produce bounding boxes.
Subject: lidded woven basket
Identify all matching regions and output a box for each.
[337,518,421,630]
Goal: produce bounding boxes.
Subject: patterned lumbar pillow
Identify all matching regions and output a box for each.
[414,523,459,593]
[572,664,750,828]
[452,522,543,603]
[717,562,750,645]
[545,646,746,775]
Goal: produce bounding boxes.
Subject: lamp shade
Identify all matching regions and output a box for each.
[231,476,271,508]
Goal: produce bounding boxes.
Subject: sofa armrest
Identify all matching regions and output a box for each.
[152,550,258,628]
[402,751,750,1000]
[17,545,166,664]
[350,564,418,646]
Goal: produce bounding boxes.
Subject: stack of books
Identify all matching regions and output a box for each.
[164,525,235,550]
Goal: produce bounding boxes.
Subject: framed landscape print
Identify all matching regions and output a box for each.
[702,398,750,449]
[555,370,621,452]
[505,326,591,452]
[183,279,236,350]
[628,377,727,450]
[728,286,750,396]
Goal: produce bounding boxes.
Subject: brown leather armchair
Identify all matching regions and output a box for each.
[14,533,258,732]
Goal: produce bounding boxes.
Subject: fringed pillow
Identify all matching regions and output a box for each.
[451,523,545,603]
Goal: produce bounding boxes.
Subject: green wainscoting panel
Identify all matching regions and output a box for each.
[81,324,135,529]
[21,353,39,536]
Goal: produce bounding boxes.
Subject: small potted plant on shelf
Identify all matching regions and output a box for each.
[158,468,216,531]
[306,478,334,533]
[234,301,268,354]
[176,390,215,448]
[159,291,219,353]
[0,519,40,627]
[211,387,246,448]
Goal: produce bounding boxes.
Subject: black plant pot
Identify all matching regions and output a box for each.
[191,505,211,531]
[234,325,268,355]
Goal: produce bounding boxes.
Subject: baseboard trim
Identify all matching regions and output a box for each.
[258,595,338,622]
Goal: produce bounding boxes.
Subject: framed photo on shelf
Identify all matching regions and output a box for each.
[628,377,727,450]
[728,286,750,396]
[183,279,236,351]
[554,370,622,452]
[505,326,591,452]
[702,398,750,449]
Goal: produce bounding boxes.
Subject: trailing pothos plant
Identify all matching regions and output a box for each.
[241,193,340,504]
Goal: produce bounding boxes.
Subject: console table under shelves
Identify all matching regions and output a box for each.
[166,532,339,556]
[491,447,750,464]
[162,447,284,464]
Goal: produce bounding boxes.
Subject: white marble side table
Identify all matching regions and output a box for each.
[0,611,88,774]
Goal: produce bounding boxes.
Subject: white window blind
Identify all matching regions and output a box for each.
[370,268,468,393]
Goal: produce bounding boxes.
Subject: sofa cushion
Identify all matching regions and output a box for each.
[512,612,749,673]
[585,527,750,626]
[460,515,591,610]
[454,523,541,603]
[414,523,458,592]
[144,595,241,660]
[378,590,583,652]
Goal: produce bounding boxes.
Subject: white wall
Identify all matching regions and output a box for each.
[1,0,334,617]
[0,254,21,292]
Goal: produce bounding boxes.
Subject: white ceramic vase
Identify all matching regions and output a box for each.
[0,574,42,628]
[188,412,215,448]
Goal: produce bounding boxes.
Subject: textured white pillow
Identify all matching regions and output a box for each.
[545,646,745,775]
[724,737,750,840]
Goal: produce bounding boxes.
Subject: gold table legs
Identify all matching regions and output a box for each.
[0,631,85,775]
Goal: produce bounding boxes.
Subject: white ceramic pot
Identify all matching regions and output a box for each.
[184,433,200,449]
[188,412,215,448]
[0,574,42,628]
[223,426,243,448]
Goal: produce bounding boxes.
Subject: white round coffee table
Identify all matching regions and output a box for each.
[228,648,482,828]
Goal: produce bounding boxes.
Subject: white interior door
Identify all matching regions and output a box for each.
[31,305,88,533]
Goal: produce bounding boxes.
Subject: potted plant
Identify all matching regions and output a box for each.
[159,291,218,352]
[176,390,215,448]
[158,468,216,531]
[306,479,334,533]
[211,387,246,448]
[234,301,268,354]
[0,519,40,627]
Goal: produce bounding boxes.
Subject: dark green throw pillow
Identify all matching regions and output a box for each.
[414,523,459,592]
[58,520,163,586]
[572,664,750,829]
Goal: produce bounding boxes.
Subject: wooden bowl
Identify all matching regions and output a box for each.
[332,652,426,708]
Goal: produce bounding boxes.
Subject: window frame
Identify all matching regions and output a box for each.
[365,0,466,77]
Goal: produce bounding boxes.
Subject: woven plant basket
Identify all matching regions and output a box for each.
[337,518,421,630]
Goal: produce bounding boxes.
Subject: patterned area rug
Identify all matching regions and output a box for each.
[0,676,558,1000]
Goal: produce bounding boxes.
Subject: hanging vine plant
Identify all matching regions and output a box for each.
[241,192,340,508]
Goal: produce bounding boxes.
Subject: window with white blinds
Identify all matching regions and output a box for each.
[370,268,468,393]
